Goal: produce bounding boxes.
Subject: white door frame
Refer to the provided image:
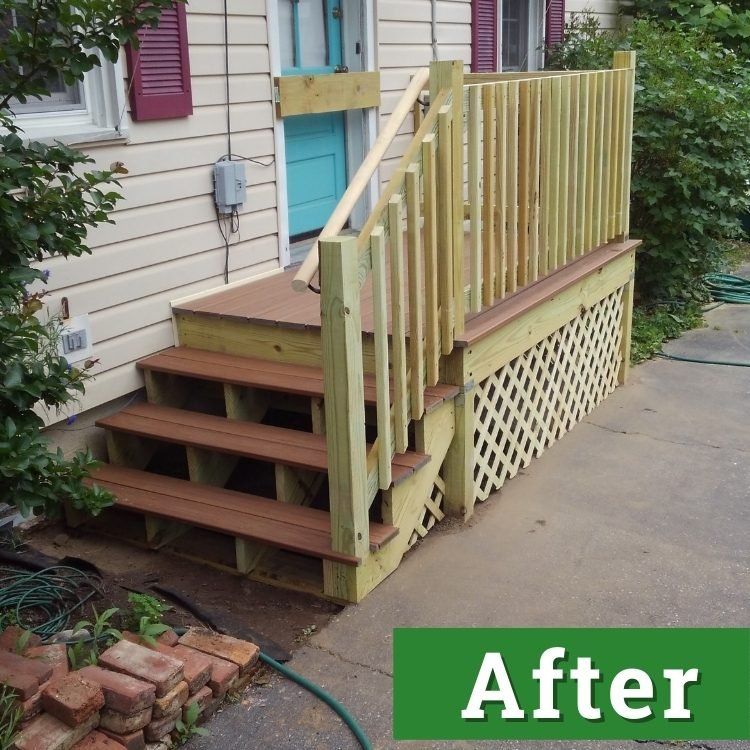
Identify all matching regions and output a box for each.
[267,0,378,268]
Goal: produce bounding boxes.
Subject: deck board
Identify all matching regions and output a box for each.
[173,231,477,334]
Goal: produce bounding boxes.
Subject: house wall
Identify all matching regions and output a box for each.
[377,0,472,185]
[566,0,626,30]
[40,0,281,421]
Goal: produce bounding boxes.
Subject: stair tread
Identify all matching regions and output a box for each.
[89,465,398,566]
[96,403,429,484]
[138,347,459,413]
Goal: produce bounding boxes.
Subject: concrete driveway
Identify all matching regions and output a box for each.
[191,292,749,750]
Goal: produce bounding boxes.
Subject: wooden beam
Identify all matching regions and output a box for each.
[370,227,393,490]
[320,236,369,564]
[275,72,380,117]
[405,165,425,420]
[422,135,440,385]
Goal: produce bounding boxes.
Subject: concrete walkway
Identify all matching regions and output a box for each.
[192,294,749,750]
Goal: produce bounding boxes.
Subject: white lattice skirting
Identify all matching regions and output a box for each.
[473,286,625,503]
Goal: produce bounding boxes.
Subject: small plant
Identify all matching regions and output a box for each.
[66,607,122,669]
[631,304,704,363]
[135,616,171,647]
[0,686,22,750]
[13,630,31,656]
[126,592,170,629]
[173,702,209,746]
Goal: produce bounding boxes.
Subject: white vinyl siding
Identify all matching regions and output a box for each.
[566,0,626,30]
[377,0,472,185]
[40,1,280,419]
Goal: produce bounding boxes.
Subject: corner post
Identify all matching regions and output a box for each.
[441,350,476,520]
[320,236,369,562]
[430,59,465,337]
[612,50,636,240]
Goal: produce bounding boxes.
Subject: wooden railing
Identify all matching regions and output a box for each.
[315,53,636,562]
[463,51,636,312]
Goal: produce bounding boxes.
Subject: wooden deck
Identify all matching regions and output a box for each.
[173,232,476,333]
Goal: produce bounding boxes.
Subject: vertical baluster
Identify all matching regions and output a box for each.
[548,76,562,271]
[507,81,519,291]
[388,196,408,455]
[540,78,551,277]
[517,80,531,287]
[585,72,598,253]
[528,78,542,282]
[468,86,482,313]
[370,227,392,490]
[576,73,589,256]
[601,71,613,245]
[558,76,570,269]
[566,75,580,262]
[405,164,424,421]
[592,70,605,248]
[495,82,509,298]
[422,134,440,385]
[437,106,454,353]
[482,84,496,307]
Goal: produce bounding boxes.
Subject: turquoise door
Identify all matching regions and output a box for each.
[280,0,347,239]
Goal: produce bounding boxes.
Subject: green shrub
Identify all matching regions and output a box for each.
[548,15,750,303]
[631,0,750,59]
[0,0,179,518]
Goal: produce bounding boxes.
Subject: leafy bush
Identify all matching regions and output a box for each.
[631,0,750,59]
[548,15,750,303]
[0,0,179,518]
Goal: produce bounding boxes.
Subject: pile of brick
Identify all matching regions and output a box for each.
[0,625,260,750]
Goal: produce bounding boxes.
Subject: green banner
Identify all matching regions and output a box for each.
[393,628,750,740]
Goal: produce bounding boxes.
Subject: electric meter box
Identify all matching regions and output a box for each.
[214,160,246,214]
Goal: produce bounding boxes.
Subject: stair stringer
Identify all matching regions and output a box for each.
[322,398,456,603]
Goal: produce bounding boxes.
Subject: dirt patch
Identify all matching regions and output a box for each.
[15,520,341,655]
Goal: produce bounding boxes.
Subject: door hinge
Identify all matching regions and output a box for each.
[273,85,280,104]
[332,7,343,18]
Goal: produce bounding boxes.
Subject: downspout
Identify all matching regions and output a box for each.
[431,0,438,60]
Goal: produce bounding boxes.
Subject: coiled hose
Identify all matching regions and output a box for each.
[703,272,750,304]
[0,565,101,639]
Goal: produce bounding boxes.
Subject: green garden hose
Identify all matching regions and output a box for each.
[703,272,750,304]
[258,651,374,750]
[0,565,102,639]
[654,272,750,367]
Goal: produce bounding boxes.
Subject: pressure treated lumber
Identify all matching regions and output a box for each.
[87,465,398,566]
[292,67,430,292]
[96,403,428,485]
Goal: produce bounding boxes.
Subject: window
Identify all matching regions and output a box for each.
[473,0,540,73]
[501,0,530,71]
[0,8,125,144]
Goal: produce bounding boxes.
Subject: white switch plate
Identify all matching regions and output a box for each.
[58,314,94,365]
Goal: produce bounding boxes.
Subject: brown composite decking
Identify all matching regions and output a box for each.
[173,238,639,347]
[173,232,477,333]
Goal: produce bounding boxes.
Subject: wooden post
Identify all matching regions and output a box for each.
[613,51,636,240]
[441,350,476,520]
[320,236,369,562]
[430,60,465,336]
[618,260,636,384]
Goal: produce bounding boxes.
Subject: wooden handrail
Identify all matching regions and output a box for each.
[291,67,430,293]
[355,88,451,253]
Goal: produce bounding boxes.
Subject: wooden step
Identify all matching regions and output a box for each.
[96,403,429,485]
[138,347,459,413]
[88,465,398,566]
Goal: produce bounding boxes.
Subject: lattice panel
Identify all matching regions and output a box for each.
[407,473,446,549]
[474,287,625,503]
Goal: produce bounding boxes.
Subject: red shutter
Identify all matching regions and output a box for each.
[545,0,566,47]
[126,4,192,121]
[472,0,498,73]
